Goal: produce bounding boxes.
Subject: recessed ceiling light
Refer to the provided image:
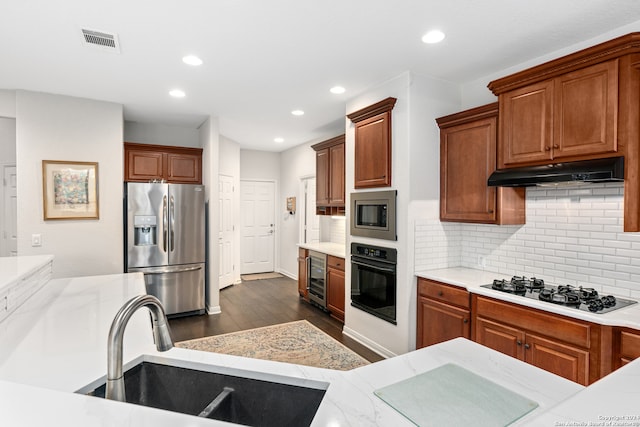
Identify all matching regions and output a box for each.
[169,89,186,98]
[422,30,445,44]
[182,55,203,66]
[291,110,304,116]
[274,137,284,143]
[330,86,346,94]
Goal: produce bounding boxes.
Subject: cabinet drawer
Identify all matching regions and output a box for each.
[620,330,640,360]
[327,255,345,271]
[418,278,469,309]
[474,296,592,348]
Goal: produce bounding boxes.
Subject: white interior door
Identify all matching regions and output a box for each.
[240,180,275,274]
[1,165,17,257]
[304,177,319,244]
[219,175,235,289]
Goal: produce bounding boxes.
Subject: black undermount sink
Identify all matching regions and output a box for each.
[81,359,328,426]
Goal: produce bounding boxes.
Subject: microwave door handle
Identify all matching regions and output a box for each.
[351,259,395,273]
[162,195,168,252]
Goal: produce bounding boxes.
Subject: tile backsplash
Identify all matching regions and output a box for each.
[415,183,640,298]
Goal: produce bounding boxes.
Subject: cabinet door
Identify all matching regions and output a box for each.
[499,79,554,167]
[525,333,589,386]
[354,112,391,188]
[474,317,525,360]
[326,268,345,322]
[126,149,164,182]
[166,152,202,184]
[440,117,498,222]
[618,329,640,368]
[417,298,470,349]
[328,143,345,206]
[554,60,618,159]
[315,148,330,206]
[297,249,308,299]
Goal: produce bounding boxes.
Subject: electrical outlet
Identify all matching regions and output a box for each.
[31,234,42,247]
[478,255,486,268]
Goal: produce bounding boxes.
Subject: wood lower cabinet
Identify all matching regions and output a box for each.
[297,248,308,299]
[417,278,470,348]
[125,142,203,184]
[615,328,640,368]
[312,135,345,216]
[326,255,345,323]
[472,295,604,385]
[437,103,525,225]
[347,97,396,189]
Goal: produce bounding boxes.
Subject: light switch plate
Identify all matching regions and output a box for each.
[31,234,42,247]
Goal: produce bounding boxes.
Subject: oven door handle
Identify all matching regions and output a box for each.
[351,259,396,273]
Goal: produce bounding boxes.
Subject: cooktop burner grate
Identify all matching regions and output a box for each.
[482,276,637,314]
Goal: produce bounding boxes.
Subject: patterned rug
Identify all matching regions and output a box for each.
[176,320,370,370]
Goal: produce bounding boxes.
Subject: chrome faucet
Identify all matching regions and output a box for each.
[106,294,174,401]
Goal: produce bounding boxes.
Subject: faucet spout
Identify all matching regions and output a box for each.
[106,294,174,401]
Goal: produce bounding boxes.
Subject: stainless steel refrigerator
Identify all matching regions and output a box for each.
[125,182,206,316]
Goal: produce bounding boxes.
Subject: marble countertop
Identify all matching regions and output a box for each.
[298,241,346,258]
[416,267,640,329]
[0,255,53,292]
[0,266,587,426]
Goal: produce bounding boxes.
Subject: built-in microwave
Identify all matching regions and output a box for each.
[350,190,396,241]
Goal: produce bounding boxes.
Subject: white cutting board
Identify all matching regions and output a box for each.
[374,363,539,426]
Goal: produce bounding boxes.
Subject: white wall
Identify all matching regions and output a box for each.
[240,150,280,180]
[0,118,16,164]
[278,141,316,278]
[0,90,16,118]
[16,91,123,278]
[124,121,200,147]
[219,135,241,285]
[343,71,456,357]
[200,117,221,313]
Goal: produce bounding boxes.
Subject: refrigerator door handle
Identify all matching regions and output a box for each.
[162,195,168,252]
[130,264,203,274]
[170,195,175,252]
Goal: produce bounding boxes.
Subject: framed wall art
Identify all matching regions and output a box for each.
[42,160,99,220]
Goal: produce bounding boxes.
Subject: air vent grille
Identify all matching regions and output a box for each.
[81,28,121,53]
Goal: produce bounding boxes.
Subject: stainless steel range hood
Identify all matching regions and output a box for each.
[487,157,624,187]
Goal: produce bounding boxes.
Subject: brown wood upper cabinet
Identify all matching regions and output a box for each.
[437,104,525,225]
[497,60,619,167]
[347,97,396,189]
[124,142,203,184]
[312,135,345,215]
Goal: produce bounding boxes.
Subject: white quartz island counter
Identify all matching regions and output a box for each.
[0,264,610,426]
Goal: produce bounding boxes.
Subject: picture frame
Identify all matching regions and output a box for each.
[42,160,99,220]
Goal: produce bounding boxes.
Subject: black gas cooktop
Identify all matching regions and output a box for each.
[481,276,637,314]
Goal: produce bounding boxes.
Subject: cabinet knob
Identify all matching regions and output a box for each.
[463,318,468,324]
[524,343,531,350]
[438,291,444,296]
[553,144,559,149]
[545,146,551,151]
[517,340,522,346]
[488,209,494,214]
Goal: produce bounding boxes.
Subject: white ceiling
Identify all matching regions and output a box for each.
[2,1,640,151]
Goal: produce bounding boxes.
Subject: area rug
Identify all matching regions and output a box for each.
[241,272,283,281]
[176,320,370,370]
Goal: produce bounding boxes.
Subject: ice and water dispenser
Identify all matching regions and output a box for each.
[133,215,157,246]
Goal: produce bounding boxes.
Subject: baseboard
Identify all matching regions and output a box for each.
[342,326,396,359]
[278,268,296,280]
[206,304,221,315]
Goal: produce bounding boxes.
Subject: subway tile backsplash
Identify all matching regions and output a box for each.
[415,183,640,298]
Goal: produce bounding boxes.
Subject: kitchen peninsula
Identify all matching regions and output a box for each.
[1,256,639,425]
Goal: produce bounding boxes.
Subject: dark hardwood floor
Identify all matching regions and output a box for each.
[168,275,384,363]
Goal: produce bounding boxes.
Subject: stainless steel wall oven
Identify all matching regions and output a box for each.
[350,242,397,324]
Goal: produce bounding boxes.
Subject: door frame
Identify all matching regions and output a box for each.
[239,179,278,274]
[299,174,318,244]
[1,162,17,257]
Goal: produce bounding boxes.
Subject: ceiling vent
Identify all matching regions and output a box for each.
[81,28,121,53]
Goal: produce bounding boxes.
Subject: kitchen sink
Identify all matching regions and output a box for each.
[79,357,328,426]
